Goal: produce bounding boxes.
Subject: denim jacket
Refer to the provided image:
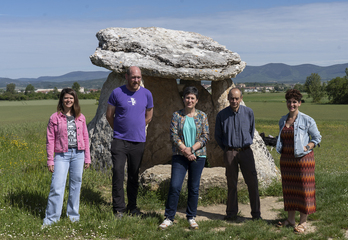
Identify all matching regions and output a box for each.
[46,112,91,166]
[170,109,209,157]
[276,111,321,157]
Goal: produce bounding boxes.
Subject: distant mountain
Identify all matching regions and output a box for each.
[1,63,348,89]
[0,71,111,89]
[233,63,348,83]
[16,71,111,82]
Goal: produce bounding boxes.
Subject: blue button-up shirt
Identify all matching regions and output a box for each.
[215,105,255,150]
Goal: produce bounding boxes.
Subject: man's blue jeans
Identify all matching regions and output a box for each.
[164,155,206,221]
[43,148,85,226]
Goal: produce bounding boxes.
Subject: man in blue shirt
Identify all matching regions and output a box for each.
[215,88,261,221]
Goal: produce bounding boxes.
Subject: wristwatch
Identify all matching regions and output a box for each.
[305,145,310,151]
[191,147,195,154]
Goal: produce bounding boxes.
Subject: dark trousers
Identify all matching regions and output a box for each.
[224,148,261,218]
[164,155,206,221]
[111,138,145,213]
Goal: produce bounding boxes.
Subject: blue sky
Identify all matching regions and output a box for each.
[1,0,347,78]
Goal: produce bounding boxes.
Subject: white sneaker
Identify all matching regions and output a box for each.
[159,218,173,230]
[188,218,199,229]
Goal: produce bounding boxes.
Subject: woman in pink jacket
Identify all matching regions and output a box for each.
[43,88,90,226]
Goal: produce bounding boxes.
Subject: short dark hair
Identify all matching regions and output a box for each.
[285,89,302,102]
[183,86,199,99]
[57,88,81,117]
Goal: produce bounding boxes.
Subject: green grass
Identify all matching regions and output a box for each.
[0,96,348,239]
[0,99,98,124]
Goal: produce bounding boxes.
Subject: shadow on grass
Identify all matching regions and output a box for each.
[80,185,110,206]
[7,190,47,219]
[7,185,111,221]
[141,211,163,223]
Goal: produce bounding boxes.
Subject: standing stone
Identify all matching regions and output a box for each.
[88,72,125,170]
[141,76,184,170]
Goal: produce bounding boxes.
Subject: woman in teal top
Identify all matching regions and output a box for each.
[159,86,209,230]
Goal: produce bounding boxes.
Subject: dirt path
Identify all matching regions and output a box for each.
[174,196,283,222]
[157,196,318,234]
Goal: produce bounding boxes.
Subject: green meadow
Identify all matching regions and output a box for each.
[0,94,348,239]
[0,99,98,124]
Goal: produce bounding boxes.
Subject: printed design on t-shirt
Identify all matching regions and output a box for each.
[127,97,136,106]
[67,118,77,146]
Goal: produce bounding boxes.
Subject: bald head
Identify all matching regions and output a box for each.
[127,66,141,75]
[228,88,242,98]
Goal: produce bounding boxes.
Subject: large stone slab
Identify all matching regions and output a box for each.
[90,27,246,81]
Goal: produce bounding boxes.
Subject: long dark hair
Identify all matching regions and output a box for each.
[57,88,81,117]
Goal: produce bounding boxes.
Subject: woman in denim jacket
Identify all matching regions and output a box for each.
[276,89,321,233]
[43,88,90,226]
[159,86,209,230]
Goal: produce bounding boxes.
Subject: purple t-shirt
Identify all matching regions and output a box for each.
[107,85,154,142]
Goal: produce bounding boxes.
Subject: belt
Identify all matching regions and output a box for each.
[226,146,250,152]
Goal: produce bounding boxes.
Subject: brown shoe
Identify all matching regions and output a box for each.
[294,223,307,233]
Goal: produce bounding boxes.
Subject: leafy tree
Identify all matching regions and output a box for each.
[52,87,60,99]
[326,76,348,104]
[304,73,325,103]
[293,83,305,92]
[6,83,16,94]
[72,82,81,93]
[25,84,35,95]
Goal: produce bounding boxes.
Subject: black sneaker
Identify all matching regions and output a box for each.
[127,207,143,217]
[224,215,238,221]
[252,216,262,221]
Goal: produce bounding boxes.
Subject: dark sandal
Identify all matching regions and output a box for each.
[276,219,295,228]
[294,223,307,233]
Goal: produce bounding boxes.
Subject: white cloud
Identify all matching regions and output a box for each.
[0,2,347,78]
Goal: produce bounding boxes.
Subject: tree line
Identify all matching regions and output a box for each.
[293,68,348,103]
[0,82,101,101]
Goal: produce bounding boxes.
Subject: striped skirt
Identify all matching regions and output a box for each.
[280,125,316,214]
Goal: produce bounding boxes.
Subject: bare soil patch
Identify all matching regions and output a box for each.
[157,196,317,234]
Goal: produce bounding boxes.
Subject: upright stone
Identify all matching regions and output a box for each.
[88,72,125,170]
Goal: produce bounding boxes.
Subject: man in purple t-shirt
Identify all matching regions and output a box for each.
[106,66,154,218]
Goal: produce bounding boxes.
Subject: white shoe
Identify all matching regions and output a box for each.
[188,218,199,229]
[159,218,173,230]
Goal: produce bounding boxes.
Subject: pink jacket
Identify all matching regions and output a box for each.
[46,112,91,166]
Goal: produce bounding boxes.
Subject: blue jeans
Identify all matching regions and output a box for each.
[43,148,85,225]
[164,155,206,221]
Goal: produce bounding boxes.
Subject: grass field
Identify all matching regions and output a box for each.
[0,99,98,124]
[0,95,347,239]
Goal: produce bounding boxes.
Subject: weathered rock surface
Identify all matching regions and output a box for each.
[88,27,280,186]
[90,27,246,81]
[140,165,246,192]
[87,72,124,170]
